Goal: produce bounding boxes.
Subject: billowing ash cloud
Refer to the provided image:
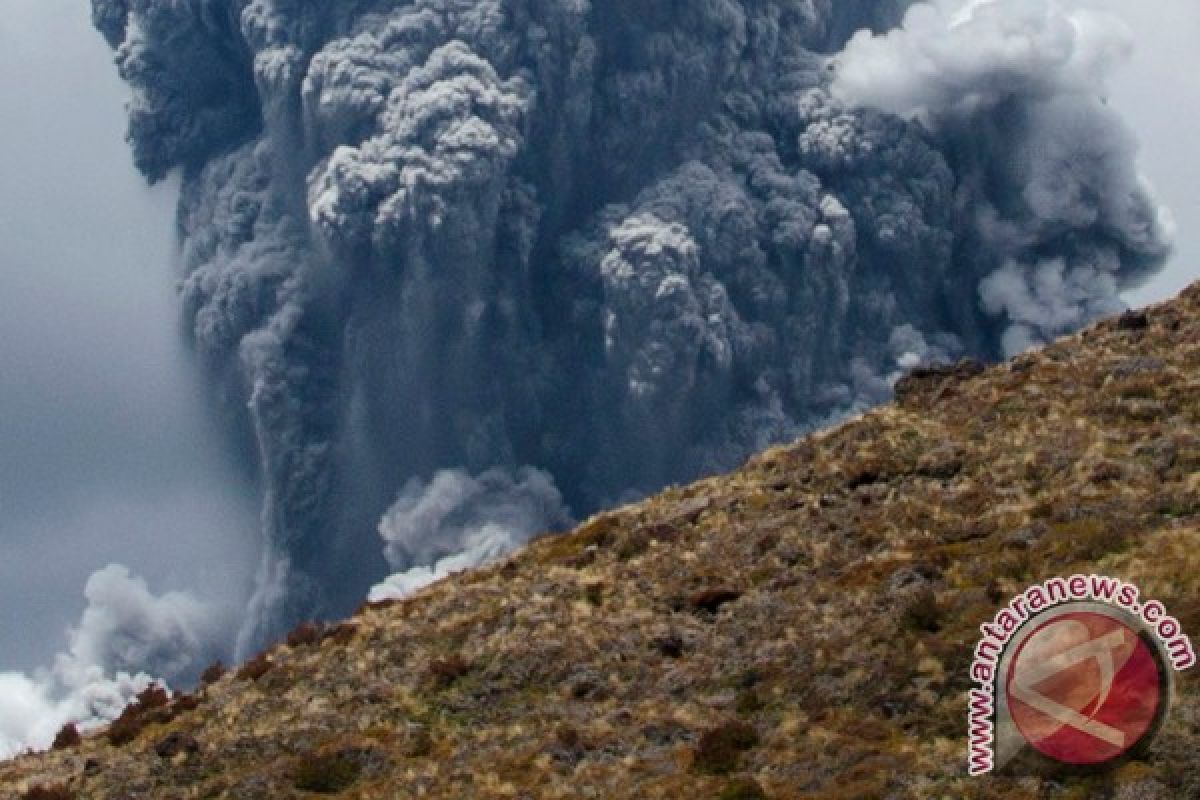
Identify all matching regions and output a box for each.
[833,0,1171,356]
[369,466,571,601]
[89,0,1169,650]
[0,566,218,758]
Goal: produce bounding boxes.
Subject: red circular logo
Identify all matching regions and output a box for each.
[1005,610,1165,765]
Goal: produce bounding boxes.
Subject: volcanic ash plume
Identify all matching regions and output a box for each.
[90,0,1169,649]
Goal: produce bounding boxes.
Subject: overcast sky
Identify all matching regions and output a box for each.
[0,0,257,671]
[0,1,1194,671]
[1096,0,1200,306]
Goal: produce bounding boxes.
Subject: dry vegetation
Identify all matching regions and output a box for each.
[2,283,1199,798]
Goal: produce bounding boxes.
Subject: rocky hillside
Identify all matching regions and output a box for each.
[3,283,1199,799]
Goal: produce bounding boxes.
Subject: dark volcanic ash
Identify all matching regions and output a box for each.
[89,0,1169,651]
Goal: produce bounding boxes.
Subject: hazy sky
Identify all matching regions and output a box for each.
[0,0,1194,669]
[0,0,257,671]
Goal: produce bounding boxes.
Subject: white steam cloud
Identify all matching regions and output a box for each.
[369,467,571,602]
[832,0,1132,120]
[0,565,218,758]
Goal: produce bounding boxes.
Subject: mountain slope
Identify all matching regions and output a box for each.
[3,282,1199,799]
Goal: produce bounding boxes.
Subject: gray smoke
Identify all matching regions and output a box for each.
[89,0,1169,651]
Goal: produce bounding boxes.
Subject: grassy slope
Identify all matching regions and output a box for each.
[3,282,1199,800]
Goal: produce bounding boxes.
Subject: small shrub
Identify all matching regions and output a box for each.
[236,652,273,682]
[555,726,583,750]
[286,621,324,648]
[1115,378,1158,400]
[753,533,779,557]
[567,669,606,700]
[1044,518,1126,562]
[199,661,226,685]
[106,714,141,748]
[549,725,587,764]
[689,588,742,615]
[356,597,401,616]
[402,725,434,758]
[901,587,942,633]
[21,786,74,800]
[428,655,470,688]
[154,731,200,759]
[107,684,170,746]
[323,622,359,646]
[718,778,768,800]
[537,515,619,565]
[735,668,762,689]
[735,689,764,714]
[1117,310,1149,331]
[172,692,201,713]
[576,515,619,549]
[652,632,685,659]
[257,664,298,694]
[694,721,760,775]
[845,464,885,489]
[1088,460,1126,483]
[107,712,145,747]
[583,582,605,607]
[52,722,81,750]
[291,751,362,794]
[615,530,650,560]
[135,684,170,711]
[1155,491,1199,519]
